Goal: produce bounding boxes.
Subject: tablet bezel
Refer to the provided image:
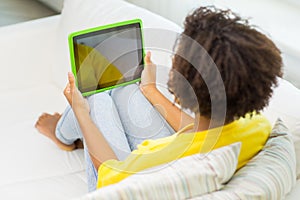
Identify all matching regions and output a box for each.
[68,19,145,96]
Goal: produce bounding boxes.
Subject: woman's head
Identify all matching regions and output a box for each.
[167,6,283,123]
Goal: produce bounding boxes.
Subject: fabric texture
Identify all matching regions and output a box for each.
[78,143,241,200]
[97,114,270,188]
[192,119,297,200]
[263,78,300,178]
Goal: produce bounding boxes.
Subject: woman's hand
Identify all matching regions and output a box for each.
[63,72,117,168]
[140,51,157,95]
[63,72,90,115]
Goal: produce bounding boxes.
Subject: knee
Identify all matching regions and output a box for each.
[88,92,114,114]
[111,84,140,100]
[87,92,112,105]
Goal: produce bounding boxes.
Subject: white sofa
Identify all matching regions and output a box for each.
[0,0,300,199]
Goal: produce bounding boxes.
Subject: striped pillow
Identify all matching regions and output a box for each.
[78,143,241,200]
[191,119,297,200]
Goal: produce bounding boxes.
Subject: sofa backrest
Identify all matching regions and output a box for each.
[263,78,300,178]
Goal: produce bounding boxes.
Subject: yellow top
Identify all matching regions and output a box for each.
[97,114,271,188]
[75,43,123,89]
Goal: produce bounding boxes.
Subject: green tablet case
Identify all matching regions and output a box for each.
[68,19,145,96]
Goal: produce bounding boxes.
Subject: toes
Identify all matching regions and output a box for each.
[75,139,84,149]
[44,113,52,118]
[34,122,41,131]
[35,118,42,128]
[38,113,49,120]
[54,112,61,117]
[38,112,60,120]
[35,113,49,128]
[35,119,42,127]
[35,112,60,134]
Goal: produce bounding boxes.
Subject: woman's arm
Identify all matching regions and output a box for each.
[140,52,194,132]
[64,72,117,169]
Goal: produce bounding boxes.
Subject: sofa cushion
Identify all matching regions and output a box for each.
[263,78,300,178]
[53,0,182,90]
[78,143,241,200]
[191,119,296,200]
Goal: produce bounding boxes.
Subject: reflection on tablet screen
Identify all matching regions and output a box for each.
[72,23,143,94]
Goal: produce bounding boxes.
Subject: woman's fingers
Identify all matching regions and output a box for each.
[144,51,152,65]
[64,72,76,106]
[140,51,157,93]
[63,83,70,95]
[63,72,90,114]
[68,72,75,91]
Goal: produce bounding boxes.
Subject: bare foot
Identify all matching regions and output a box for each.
[35,113,76,151]
[74,139,84,149]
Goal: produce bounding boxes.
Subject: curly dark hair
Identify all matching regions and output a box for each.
[167,6,283,123]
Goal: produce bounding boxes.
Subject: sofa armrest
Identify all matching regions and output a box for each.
[0,15,61,91]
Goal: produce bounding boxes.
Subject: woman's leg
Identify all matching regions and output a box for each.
[55,92,131,191]
[55,106,82,145]
[86,92,132,160]
[111,84,175,150]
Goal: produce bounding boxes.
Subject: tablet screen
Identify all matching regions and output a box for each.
[71,22,143,94]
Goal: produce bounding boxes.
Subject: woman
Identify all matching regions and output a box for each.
[35,7,282,191]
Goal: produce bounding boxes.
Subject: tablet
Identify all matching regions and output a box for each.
[68,19,144,96]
